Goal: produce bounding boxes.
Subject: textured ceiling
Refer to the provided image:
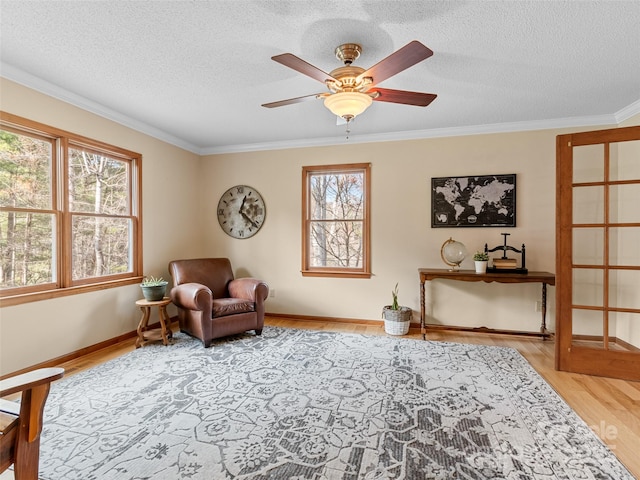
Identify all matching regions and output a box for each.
[1,0,639,154]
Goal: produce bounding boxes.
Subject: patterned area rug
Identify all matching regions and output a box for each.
[39,327,632,479]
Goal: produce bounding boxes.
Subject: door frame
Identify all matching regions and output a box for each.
[556,125,640,381]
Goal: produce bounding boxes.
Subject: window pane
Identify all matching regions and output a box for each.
[573,185,604,224]
[609,227,640,266]
[310,221,363,268]
[0,211,54,288]
[310,172,364,220]
[573,227,604,265]
[572,268,603,307]
[72,215,131,280]
[68,148,129,215]
[572,144,603,183]
[571,308,603,342]
[609,270,640,309]
[610,140,640,182]
[0,129,52,209]
[609,183,640,223]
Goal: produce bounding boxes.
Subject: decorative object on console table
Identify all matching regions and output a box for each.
[440,237,467,271]
[473,251,489,273]
[485,232,527,274]
[492,258,518,269]
[382,283,411,335]
[140,276,169,301]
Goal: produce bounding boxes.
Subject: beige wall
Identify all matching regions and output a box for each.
[1,78,637,374]
[0,79,204,374]
[201,129,597,335]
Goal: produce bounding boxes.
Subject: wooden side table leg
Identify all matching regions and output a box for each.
[136,306,150,348]
[159,305,170,345]
[161,304,173,340]
[420,280,426,340]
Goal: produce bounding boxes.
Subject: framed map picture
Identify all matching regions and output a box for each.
[431,174,516,227]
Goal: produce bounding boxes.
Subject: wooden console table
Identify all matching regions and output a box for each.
[419,268,555,340]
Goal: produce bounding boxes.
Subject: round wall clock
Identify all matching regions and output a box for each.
[217,185,266,238]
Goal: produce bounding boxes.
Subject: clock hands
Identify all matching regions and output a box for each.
[241,211,260,229]
[238,195,260,229]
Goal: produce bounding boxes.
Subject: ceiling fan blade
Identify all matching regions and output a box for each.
[261,93,323,108]
[272,53,337,83]
[357,41,433,86]
[370,88,437,107]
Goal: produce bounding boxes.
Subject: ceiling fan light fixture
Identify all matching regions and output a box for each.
[323,92,373,119]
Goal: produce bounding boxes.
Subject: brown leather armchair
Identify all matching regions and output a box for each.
[168,258,269,347]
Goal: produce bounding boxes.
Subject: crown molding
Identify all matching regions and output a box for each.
[1,63,201,154]
[2,62,633,157]
[201,114,618,155]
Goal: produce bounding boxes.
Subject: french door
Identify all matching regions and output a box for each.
[556,125,640,381]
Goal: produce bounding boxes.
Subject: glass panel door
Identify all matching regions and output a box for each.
[556,125,640,381]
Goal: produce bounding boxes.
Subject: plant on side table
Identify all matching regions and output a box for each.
[140,276,169,301]
[473,251,489,274]
[382,283,412,335]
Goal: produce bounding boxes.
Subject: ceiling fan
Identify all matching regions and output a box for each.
[262,41,437,126]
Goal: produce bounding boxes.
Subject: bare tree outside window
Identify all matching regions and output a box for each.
[302,163,371,278]
[68,148,131,280]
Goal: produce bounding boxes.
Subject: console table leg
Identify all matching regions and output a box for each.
[420,280,426,340]
[541,283,548,338]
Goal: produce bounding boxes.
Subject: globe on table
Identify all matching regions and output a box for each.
[441,238,467,271]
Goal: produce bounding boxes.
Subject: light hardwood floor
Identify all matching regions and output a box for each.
[3,316,639,479]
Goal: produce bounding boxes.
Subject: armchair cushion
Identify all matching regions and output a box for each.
[213,298,255,317]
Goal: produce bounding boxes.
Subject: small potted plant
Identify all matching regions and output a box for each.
[473,251,489,274]
[382,283,412,335]
[140,276,169,301]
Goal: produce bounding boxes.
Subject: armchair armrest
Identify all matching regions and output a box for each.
[229,278,269,302]
[0,367,64,444]
[0,367,64,398]
[170,282,212,311]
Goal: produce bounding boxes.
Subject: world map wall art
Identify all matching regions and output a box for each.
[431,174,516,227]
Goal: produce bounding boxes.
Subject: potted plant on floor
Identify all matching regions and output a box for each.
[140,276,169,301]
[473,251,489,274]
[382,283,412,335]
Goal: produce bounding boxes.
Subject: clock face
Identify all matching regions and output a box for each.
[217,185,266,238]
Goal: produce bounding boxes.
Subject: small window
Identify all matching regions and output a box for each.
[301,163,371,278]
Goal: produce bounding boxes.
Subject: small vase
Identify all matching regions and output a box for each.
[475,261,488,274]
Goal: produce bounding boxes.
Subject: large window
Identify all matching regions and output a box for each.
[301,163,371,278]
[0,112,142,305]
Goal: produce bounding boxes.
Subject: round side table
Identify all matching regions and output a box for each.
[135,297,173,348]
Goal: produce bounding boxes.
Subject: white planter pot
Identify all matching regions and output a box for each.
[382,306,412,335]
[475,261,488,274]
